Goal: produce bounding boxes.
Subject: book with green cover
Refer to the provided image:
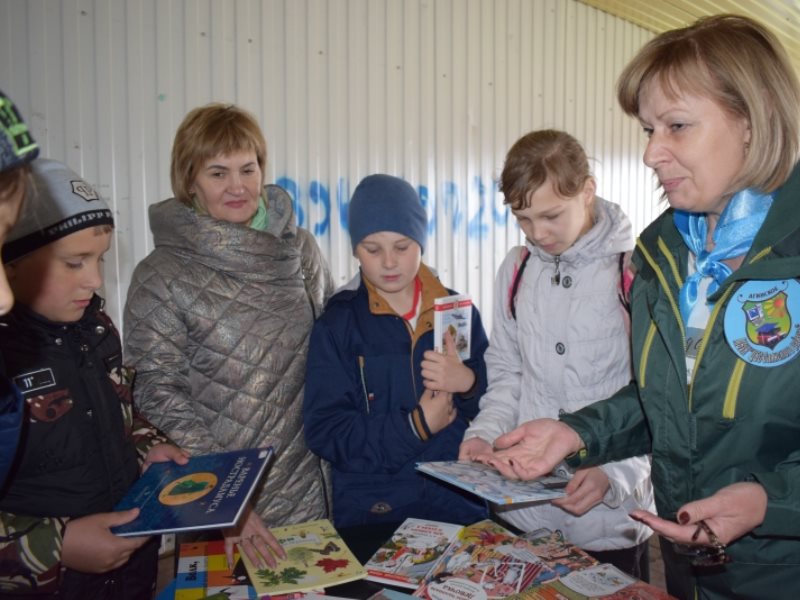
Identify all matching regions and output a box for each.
[241,518,367,596]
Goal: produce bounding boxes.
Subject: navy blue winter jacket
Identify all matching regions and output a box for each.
[303,265,489,528]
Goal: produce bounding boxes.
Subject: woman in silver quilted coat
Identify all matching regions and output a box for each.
[123,103,333,567]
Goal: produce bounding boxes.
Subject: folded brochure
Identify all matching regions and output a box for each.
[416,460,568,505]
[112,447,273,536]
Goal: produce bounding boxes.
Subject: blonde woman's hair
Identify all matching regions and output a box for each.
[500,129,593,210]
[170,103,267,205]
[617,14,800,193]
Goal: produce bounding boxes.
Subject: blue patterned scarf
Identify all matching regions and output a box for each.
[674,188,774,324]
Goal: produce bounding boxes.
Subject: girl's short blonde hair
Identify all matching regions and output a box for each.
[500,129,592,210]
[170,103,267,205]
[617,14,800,193]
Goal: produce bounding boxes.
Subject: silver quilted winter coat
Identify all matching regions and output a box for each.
[123,185,334,525]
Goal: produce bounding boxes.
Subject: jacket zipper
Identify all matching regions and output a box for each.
[688,248,771,417]
[688,285,736,412]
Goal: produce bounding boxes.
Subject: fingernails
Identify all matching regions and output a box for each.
[678,511,690,524]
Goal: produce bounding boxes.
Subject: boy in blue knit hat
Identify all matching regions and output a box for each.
[303,173,489,560]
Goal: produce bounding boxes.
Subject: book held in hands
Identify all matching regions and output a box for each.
[111,447,273,537]
[433,294,472,360]
[416,460,568,505]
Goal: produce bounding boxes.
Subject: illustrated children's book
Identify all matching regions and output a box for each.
[416,460,568,505]
[174,540,258,600]
[433,294,473,360]
[413,519,558,600]
[241,518,367,596]
[520,529,598,578]
[364,518,464,589]
[506,563,676,600]
[111,447,273,537]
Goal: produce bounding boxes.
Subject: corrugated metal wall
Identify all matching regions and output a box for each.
[0,0,658,332]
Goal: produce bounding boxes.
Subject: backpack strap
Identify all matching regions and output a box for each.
[618,251,632,316]
[508,247,532,321]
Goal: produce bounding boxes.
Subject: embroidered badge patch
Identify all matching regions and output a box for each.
[724,279,800,367]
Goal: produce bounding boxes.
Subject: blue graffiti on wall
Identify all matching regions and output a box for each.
[275,176,510,237]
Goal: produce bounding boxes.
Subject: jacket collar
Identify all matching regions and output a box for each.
[147,184,302,281]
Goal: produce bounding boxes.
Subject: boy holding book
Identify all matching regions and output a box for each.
[303,174,489,559]
[0,159,188,598]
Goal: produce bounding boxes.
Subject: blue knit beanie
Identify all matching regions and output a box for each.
[348,174,427,253]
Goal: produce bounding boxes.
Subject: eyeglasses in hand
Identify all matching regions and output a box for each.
[672,519,731,567]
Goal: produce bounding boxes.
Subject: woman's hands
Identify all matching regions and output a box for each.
[222,504,286,570]
[630,481,768,547]
[484,418,584,481]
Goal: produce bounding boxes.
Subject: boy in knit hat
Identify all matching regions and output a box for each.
[303,173,489,560]
[0,159,187,598]
[0,90,39,488]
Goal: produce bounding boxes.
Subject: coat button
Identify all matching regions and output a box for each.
[55,338,63,346]
[555,342,566,355]
[95,325,106,335]
[562,275,573,288]
[370,501,392,514]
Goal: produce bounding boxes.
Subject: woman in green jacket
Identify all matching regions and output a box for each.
[482,14,800,600]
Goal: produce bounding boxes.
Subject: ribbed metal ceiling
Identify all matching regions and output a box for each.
[579,0,800,74]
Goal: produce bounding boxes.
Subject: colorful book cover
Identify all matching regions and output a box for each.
[111,447,273,536]
[174,540,258,600]
[507,563,676,600]
[241,518,367,595]
[364,518,464,589]
[520,529,598,578]
[416,461,568,505]
[413,520,558,600]
[433,294,472,360]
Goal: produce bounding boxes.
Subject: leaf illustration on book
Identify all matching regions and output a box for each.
[317,557,350,573]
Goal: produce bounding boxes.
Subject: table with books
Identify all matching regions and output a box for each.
[163,517,673,600]
[152,456,672,599]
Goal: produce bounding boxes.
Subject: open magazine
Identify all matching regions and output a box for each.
[416,460,568,505]
[413,520,558,600]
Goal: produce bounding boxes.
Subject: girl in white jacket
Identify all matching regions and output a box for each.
[460,129,655,580]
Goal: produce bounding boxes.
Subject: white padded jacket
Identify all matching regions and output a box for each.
[464,197,654,551]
